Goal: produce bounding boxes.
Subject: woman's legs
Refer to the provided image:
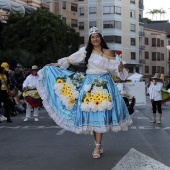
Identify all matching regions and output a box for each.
[93,131,103,158]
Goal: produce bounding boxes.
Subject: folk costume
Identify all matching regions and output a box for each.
[23,65,41,121]
[36,48,133,134]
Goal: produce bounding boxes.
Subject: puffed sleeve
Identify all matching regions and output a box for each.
[108,59,128,80]
[58,47,87,69]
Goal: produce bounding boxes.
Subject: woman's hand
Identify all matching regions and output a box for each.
[118,62,124,72]
[46,63,59,66]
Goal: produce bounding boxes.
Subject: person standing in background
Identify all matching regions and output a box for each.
[0,62,13,123]
[149,73,163,124]
[23,65,41,122]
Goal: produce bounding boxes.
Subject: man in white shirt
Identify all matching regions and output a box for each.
[23,65,40,122]
[148,73,163,124]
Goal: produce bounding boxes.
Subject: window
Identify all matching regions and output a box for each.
[79,7,84,16]
[79,22,84,30]
[103,20,121,29]
[80,37,84,44]
[145,66,149,73]
[161,40,164,47]
[131,38,136,46]
[130,24,136,32]
[157,66,160,73]
[157,52,160,61]
[130,10,135,18]
[103,6,121,15]
[130,0,135,4]
[131,52,136,60]
[145,37,149,45]
[115,6,121,15]
[152,66,156,74]
[157,38,160,47]
[71,3,77,12]
[114,21,121,29]
[89,7,96,14]
[145,51,149,59]
[161,53,164,60]
[62,2,66,9]
[89,21,96,28]
[152,38,156,47]
[168,40,170,45]
[161,67,164,74]
[152,52,156,61]
[103,35,121,44]
[71,19,78,27]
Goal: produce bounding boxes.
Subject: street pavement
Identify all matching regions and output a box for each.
[0,97,170,170]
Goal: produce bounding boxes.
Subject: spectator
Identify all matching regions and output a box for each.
[148,73,163,124]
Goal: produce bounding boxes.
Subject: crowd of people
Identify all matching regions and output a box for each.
[0,62,38,123]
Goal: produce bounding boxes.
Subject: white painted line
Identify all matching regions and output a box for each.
[4,126,21,129]
[111,148,170,170]
[56,129,66,135]
[137,117,149,119]
[129,126,137,129]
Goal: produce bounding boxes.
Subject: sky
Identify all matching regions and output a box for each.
[143,0,170,21]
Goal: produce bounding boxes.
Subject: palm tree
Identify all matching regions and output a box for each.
[146,9,155,20]
[159,8,166,20]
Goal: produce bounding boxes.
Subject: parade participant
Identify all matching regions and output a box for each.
[36,27,133,159]
[23,65,41,122]
[149,73,163,124]
[0,62,13,122]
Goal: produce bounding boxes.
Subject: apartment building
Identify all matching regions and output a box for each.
[143,28,167,80]
[143,21,170,80]
[78,0,144,74]
[49,1,78,31]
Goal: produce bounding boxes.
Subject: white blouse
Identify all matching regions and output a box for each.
[58,47,128,80]
[148,81,163,101]
[23,74,39,88]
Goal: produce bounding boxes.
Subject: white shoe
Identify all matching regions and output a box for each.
[1,115,7,121]
[34,118,39,122]
[24,117,29,122]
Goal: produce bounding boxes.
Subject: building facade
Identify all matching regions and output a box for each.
[143,28,168,80]
[78,0,144,74]
[49,1,78,31]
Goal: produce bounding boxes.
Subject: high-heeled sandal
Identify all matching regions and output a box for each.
[92,144,103,159]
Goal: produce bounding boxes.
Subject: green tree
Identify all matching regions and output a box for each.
[0,8,80,69]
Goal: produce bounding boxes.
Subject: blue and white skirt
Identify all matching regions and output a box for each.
[36,66,133,134]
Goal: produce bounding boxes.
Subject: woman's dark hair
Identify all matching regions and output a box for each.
[85,33,109,68]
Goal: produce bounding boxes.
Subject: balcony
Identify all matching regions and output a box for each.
[139,31,145,36]
[139,3,144,9]
[139,59,146,64]
[139,45,145,50]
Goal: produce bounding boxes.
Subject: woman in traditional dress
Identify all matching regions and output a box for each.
[36,27,133,159]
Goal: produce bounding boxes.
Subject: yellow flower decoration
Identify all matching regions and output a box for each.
[57,79,63,84]
[69,99,75,105]
[84,98,89,104]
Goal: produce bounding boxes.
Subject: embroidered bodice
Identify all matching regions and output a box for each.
[58,47,128,80]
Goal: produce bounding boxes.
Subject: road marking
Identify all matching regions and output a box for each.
[111,148,170,170]
[56,129,66,135]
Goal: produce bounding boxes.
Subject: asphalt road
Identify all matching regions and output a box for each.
[0,98,170,170]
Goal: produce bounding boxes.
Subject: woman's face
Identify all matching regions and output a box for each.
[90,33,101,47]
